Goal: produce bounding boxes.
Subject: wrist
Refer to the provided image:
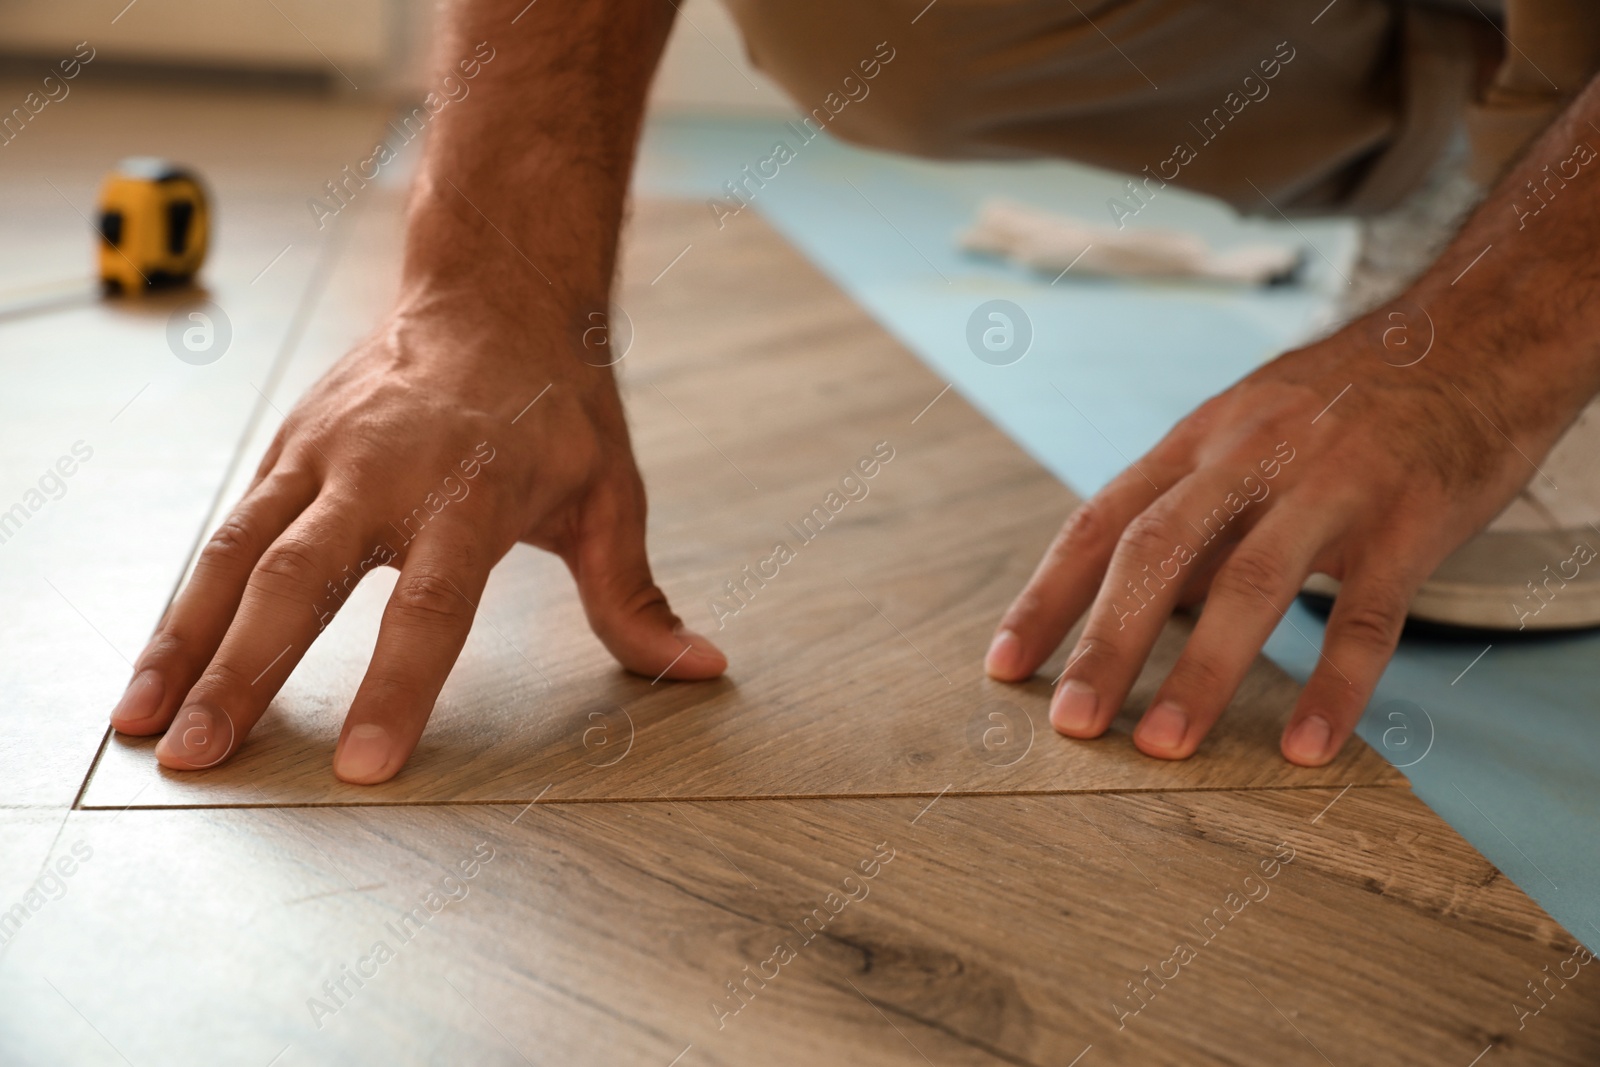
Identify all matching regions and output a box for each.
[398,169,616,316]
[1358,281,1587,457]
[379,288,629,405]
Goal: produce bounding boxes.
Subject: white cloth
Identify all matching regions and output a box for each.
[959,198,1302,286]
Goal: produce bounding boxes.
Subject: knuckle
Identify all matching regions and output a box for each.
[1334,593,1406,653]
[1214,548,1291,601]
[1164,653,1231,702]
[389,573,472,625]
[1120,511,1181,559]
[1065,631,1120,669]
[138,629,190,670]
[199,516,260,571]
[192,658,255,698]
[267,464,319,500]
[617,580,672,624]
[1052,498,1115,557]
[255,537,326,589]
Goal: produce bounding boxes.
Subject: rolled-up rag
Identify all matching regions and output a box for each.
[959,197,1302,286]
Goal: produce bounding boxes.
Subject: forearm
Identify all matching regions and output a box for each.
[1403,73,1600,451]
[397,0,674,333]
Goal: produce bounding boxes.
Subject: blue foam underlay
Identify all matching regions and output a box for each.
[637,115,1600,949]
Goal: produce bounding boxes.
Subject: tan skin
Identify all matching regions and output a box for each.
[988,73,1600,765]
[111,0,1600,780]
[108,0,723,783]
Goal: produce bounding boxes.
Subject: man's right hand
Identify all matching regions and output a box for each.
[109,0,714,783]
[110,298,726,783]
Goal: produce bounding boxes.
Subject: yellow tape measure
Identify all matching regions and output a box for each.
[0,158,210,323]
[96,156,209,293]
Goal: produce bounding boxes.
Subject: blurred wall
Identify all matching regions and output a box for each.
[0,0,795,114]
[0,0,394,82]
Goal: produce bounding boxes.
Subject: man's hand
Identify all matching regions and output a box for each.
[108,0,708,782]
[984,323,1538,765]
[989,69,1600,765]
[109,310,725,782]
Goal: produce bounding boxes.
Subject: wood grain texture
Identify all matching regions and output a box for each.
[8,78,1589,1067]
[0,78,392,806]
[82,194,1400,807]
[3,790,1594,1066]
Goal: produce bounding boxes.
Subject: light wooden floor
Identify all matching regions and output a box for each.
[2,80,1596,1066]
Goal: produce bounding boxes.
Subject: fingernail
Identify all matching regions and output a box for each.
[1285,714,1332,764]
[155,703,233,769]
[1051,679,1098,733]
[985,629,1021,677]
[335,723,393,782]
[1138,701,1189,752]
[111,669,164,726]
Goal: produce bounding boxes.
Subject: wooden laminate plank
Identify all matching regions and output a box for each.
[1,789,1592,1065]
[82,194,1400,806]
[0,79,393,805]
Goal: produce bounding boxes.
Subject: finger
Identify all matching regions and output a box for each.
[986,462,1177,682]
[111,468,319,735]
[567,483,726,681]
[1281,561,1415,766]
[333,529,492,784]
[1133,506,1333,759]
[154,502,380,770]
[1050,469,1254,739]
